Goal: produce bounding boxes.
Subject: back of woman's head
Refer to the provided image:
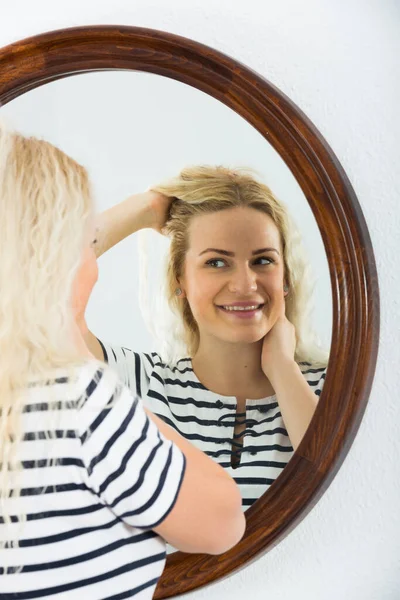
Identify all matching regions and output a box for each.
[0,126,94,531]
[151,165,328,366]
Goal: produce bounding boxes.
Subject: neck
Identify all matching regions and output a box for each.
[192,335,274,399]
[73,320,95,359]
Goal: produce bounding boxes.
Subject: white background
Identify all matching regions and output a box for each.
[0,1,399,598]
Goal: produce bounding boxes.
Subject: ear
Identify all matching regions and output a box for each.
[283,281,289,297]
[176,272,188,297]
[174,283,186,298]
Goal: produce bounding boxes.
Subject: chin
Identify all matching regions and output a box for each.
[217,327,269,345]
[234,332,266,344]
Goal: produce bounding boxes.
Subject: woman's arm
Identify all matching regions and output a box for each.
[265,358,319,451]
[261,311,321,451]
[146,409,246,554]
[94,191,172,258]
[80,370,245,557]
[83,190,172,357]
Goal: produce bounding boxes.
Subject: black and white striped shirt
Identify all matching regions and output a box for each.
[0,362,186,599]
[99,341,326,509]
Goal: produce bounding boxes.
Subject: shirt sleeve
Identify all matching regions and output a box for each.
[302,365,327,397]
[77,364,186,529]
[97,338,154,400]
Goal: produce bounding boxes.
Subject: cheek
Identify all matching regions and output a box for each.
[184,272,218,316]
[262,271,285,311]
[264,267,285,291]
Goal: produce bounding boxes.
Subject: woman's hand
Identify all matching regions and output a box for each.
[261,298,296,384]
[261,297,319,451]
[145,190,174,233]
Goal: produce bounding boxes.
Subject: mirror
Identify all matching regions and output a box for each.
[0,26,378,599]
[1,70,332,511]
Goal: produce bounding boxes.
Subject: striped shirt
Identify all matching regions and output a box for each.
[0,362,186,599]
[99,340,326,509]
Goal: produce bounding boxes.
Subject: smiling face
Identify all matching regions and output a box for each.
[179,206,287,346]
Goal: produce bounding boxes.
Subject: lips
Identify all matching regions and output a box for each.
[216,301,265,311]
[218,303,264,312]
[216,303,266,319]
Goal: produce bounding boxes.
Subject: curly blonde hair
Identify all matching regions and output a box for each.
[0,125,100,547]
[149,165,328,366]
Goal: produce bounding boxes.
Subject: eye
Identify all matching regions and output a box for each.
[254,256,274,265]
[205,258,227,268]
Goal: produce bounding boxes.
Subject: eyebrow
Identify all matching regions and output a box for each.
[199,247,280,257]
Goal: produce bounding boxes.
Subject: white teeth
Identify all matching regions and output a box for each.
[221,305,260,311]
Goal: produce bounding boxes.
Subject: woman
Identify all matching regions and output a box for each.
[85,166,328,509]
[0,131,245,598]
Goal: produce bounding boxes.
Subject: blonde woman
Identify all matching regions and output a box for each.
[0,132,245,598]
[85,166,328,509]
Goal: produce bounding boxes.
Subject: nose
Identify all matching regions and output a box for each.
[227,264,257,294]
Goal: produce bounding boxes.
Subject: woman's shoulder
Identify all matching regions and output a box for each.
[98,339,151,370]
[99,338,185,368]
[298,362,327,396]
[72,359,120,396]
[24,360,122,414]
[298,361,327,374]
[96,338,192,389]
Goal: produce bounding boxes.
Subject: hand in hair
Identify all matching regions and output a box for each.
[146,189,174,233]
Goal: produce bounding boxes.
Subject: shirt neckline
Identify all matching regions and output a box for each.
[183,357,277,405]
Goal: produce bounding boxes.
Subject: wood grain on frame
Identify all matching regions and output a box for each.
[0,25,380,598]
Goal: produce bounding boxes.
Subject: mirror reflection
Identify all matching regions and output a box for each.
[1,71,331,510]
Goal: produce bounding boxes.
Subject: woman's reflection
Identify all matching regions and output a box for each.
[83,166,328,509]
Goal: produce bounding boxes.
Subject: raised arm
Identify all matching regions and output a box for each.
[81,190,173,357]
[94,190,172,258]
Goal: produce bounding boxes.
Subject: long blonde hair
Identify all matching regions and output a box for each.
[149,165,328,366]
[0,126,99,544]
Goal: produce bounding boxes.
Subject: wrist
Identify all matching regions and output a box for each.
[125,192,154,230]
[263,356,298,388]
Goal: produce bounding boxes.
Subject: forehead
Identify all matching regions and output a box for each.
[187,206,282,253]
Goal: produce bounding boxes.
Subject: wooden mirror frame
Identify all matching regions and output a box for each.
[0,25,379,598]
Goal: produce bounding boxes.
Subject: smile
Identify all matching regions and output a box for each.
[216,303,265,318]
[219,304,264,311]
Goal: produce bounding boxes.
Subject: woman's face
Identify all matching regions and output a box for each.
[180,206,287,345]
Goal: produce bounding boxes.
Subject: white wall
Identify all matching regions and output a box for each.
[1,1,399,598]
